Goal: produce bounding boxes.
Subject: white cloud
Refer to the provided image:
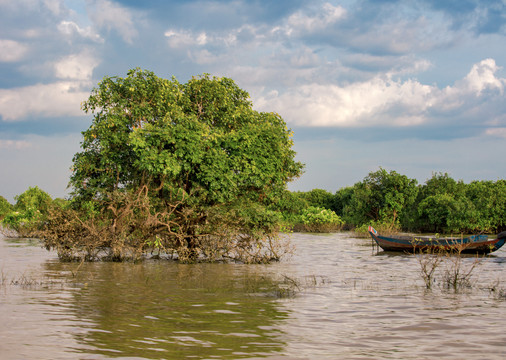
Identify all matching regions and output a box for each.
[43,0,64,16]
[254,59,506,128]
[54,51,99,80]
[485,128,506,138]
[0,46,99,121]
[257,77,432,127]
[165,29,209,48]
[88,0,137,44]
[0,39,28,62]
[57,20,103,42]
[0,139,32,149]
[285,2,346,35]
[434,59,505,113]
[350,17,438,55]
[163,3,346,52]
[289,47,320,68]
[461,58,504,95]
[188,49,220,65]
[0,81,90,121]
[0,0,67,18]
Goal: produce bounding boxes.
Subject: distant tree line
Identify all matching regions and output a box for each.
[3,169,504,241]
[274,168,506,234]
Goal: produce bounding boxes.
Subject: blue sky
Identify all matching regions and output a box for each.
[1,0,505,202]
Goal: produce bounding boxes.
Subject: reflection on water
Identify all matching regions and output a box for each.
[63,262,289,359]
[1,233,505,359]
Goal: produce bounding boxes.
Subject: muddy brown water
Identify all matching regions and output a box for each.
[1,233,505,359]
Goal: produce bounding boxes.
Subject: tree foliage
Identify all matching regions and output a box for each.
[270,169,504,235]
[272,190,309,224]
[1,186,53,237]
[297,189,335,211]
[341,168,419,230]
[300,206,344,233]
[3,169,504,240]
[415,173,481,233]
[329,170,506,234]
[71,70,301,203]
[0,195,12,219]
[41,69,304,262]
[465,180,506,232]
[14,186,52,214]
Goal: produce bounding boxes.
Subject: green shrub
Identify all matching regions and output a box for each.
[353,220,401,237]
[2,207,42,237]
[0,196,13,219]
[300,206,344,233]
[1,187,53,237]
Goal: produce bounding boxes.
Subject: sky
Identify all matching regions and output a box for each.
[1,0,505,203]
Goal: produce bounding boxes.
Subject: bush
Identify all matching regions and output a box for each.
[1,187,53,237]
[353,220,401,237]
[40,188,292,263]
[273,190,309,222]
[14,186,52,214]
[0,196,13,219]
[2,208,42,237]
[342,168,419,229]
[300,206,344,233]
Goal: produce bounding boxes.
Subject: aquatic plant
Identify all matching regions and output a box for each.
[416,245,483,292]
[416,248,444,290]
[440,249,482,291]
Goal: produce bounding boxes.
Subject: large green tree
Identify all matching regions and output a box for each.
[43,69,303,262]
[343,168,419,230]
[415,173,475,233]
[466,180,506,232]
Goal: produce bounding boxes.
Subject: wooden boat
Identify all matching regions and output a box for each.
[368,226,506,254]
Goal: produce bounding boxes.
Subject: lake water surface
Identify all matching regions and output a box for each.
[1,232,505,359]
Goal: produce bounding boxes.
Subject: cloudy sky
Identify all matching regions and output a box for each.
[1,0,505,202]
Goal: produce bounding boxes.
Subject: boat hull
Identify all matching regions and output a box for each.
[368,227,506,254]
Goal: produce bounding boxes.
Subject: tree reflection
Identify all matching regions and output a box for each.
[44,261,289,359]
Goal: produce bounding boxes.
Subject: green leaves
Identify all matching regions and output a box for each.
[301,206,343,226]
[57,69,304,262]
[342,168,419,229]
[330,170,506,234]
[299,206,344,233]
[72,69,303,207]
[14,186,52,215]
[0,195,12,218]
[1,186,53,236]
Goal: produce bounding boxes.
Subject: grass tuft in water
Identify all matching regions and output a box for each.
[416,246,484,293]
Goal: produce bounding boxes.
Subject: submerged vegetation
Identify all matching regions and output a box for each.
[415,246,483,292]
